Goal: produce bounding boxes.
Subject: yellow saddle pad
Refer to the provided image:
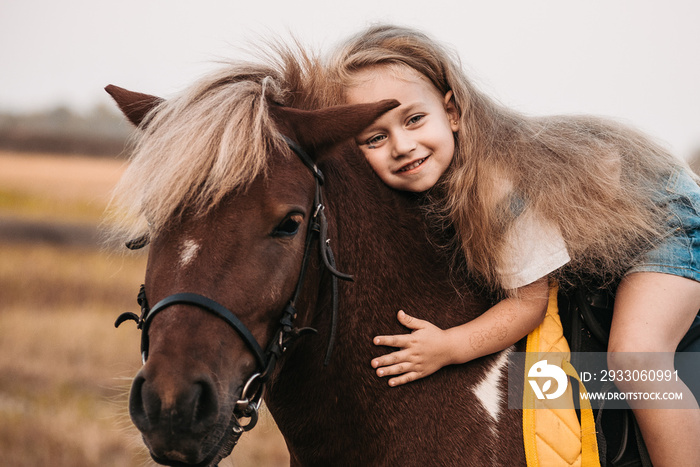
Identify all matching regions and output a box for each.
[522,284,600,467]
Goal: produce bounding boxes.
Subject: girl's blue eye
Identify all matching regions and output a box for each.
[365,134,386,147]
[408,114,424,125]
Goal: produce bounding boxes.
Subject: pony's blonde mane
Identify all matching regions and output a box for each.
[326,24,693,293]
[108,44,324,242]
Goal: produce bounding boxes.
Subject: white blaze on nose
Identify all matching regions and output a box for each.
[179,239,200,267]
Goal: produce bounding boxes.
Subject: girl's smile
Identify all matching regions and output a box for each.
[345,65,459,193]
[396,155,429,174]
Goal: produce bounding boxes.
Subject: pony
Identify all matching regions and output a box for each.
[107,50,525,466]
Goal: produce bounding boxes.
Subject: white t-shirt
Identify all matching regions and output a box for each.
[496,206,571,289]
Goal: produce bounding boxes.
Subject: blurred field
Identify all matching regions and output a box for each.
[0,151,289,466]
[0,151,123,223]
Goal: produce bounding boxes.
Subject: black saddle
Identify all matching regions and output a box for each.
[559,284,700,467]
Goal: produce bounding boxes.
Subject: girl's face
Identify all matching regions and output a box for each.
[346,66,459,192]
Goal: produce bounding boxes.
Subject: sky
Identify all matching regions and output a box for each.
[1,0,699,159]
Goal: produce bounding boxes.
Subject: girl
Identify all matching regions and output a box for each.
[326,24,700,466]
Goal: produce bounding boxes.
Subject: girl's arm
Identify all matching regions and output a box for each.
[371,277,549,386]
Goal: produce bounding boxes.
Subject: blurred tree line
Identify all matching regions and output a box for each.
[0,104,132,157]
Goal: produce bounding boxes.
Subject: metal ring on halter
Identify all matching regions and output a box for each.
[233,372,264,431]
[238,372,263,405]
[237,407,259,432]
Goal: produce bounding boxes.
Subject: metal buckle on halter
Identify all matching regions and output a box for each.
[233,372,264,432]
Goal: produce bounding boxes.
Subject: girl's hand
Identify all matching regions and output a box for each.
[371,310,452,387]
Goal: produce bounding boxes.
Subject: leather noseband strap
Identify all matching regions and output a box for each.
[141,293,268,369]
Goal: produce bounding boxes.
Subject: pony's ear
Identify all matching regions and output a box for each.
[105,84,163,127]
[270,99,400,152]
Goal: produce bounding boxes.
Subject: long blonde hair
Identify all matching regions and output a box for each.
[326,24,689,293]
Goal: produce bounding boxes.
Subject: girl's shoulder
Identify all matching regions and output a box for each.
[481,167,516,210]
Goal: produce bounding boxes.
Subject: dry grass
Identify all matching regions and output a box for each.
[0,150,124,223]
[0,153,289,466]
[0,151,124,205]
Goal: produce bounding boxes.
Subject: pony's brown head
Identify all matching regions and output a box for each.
[107,62,397,465]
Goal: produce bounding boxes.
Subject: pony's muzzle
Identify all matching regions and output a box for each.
[129,369,221,464]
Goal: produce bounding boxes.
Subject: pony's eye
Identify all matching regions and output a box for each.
[272,214,303,238]
[125,232,150,250]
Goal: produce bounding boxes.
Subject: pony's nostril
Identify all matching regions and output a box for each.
[128,374,151,431]
[191,380,219,430]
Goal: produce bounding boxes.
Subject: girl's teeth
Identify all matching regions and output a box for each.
[400,158,425,172]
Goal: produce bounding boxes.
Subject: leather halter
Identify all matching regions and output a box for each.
[115,135,352,435]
